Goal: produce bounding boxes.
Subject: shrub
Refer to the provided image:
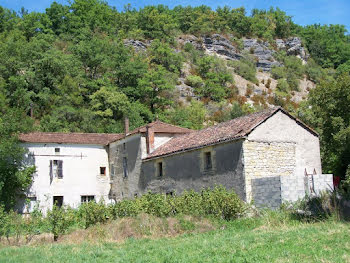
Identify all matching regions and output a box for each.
[276,78,289,93]
[245,84,254,97]
[271,66,287,79]
[47,205,75,241]
[78,201,110,229]
[229,58,258,83]
[185,75,204,88]
[201,186,245,220]
[265,78,271,89]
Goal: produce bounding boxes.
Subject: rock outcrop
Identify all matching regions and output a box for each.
[203,34,243,60]
[243,39,281,71]
[123,39,149,52]
[276,37,309,62]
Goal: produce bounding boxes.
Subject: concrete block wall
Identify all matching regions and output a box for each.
[306,174,334,195]
[280,174,306,203]
[251,176,281,209]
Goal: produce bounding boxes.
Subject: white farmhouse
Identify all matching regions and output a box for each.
[17,132,122,214]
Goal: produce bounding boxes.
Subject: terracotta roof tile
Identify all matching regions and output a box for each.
[129,120,193,135]
[145,107,316,160]
[19,132,123,145]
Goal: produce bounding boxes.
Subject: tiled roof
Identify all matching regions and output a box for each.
[145,107,317,160]
[129,120,193,135]
[19,132,123,145]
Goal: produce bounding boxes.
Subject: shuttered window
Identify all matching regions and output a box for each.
[50,160,63,180]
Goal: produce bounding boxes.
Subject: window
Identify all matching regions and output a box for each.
[25,197,37,213]
[166,191,173,197]
[50,160,63,180]
[81,195,95,204]
[53,196,63,207]
[158,162,163,177]
[205,152,212,170]
[100,167,106,175]
[55,148,60,154]
[123,157,128,178]
[123,143,126,150]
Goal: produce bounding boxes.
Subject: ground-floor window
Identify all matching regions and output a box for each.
[81,195,95,204]
[25,196,37,213]
[53,196,63,207]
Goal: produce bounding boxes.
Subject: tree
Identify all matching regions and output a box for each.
[137,65,175,113]
[0,110,35,210]
[300,74,350,178]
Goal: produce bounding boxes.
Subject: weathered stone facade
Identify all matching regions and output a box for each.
[141,141,246,199]
[109,134,143,200]
[243,140,296,203]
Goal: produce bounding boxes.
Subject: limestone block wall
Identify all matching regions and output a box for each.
[243,140,296,203]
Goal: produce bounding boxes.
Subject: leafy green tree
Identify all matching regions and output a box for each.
[300,74,350,177]
[148,39,183,73]
[137,65,175,113]
[0,110,34,210]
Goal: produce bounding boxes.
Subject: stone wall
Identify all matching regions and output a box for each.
[109,135,143,200]
[243,140,296,203]
[141,140,246,200]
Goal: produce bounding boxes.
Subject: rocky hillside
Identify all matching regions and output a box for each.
[126,34,315,110]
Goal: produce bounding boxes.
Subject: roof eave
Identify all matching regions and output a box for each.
[143,136,247,162]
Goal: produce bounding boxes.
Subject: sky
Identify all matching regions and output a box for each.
[1,0,350,30]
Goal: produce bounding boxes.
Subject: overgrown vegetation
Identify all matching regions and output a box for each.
[0,0,350,206]
[0,186,244,244]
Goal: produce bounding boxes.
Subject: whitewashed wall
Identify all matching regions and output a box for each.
[19,143,111,214]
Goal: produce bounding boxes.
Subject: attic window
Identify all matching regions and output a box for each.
[205,152,212,170]
[100,167,106,176]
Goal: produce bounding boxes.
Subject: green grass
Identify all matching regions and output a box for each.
[0,217,349,263]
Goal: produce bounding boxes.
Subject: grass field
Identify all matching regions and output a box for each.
[0,215,349,263]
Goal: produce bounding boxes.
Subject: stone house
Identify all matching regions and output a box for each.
[19,107,333,212]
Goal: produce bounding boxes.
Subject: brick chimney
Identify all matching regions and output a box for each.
[146,125,154,154]
[124,117,129,136]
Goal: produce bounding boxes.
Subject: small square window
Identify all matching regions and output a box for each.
[55,148,60,154]
[205,152,212,170]
[100,167,106,175]
[81,195,95,204]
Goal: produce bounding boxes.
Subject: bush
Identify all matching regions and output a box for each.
[229,58,258,83]
[47,205,75,241]
[78,201,110,229]
[276,78,289,93]
[185,75,204,88]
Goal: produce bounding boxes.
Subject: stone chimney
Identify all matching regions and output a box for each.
[124,117,129,136]
[146,125,154,154]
